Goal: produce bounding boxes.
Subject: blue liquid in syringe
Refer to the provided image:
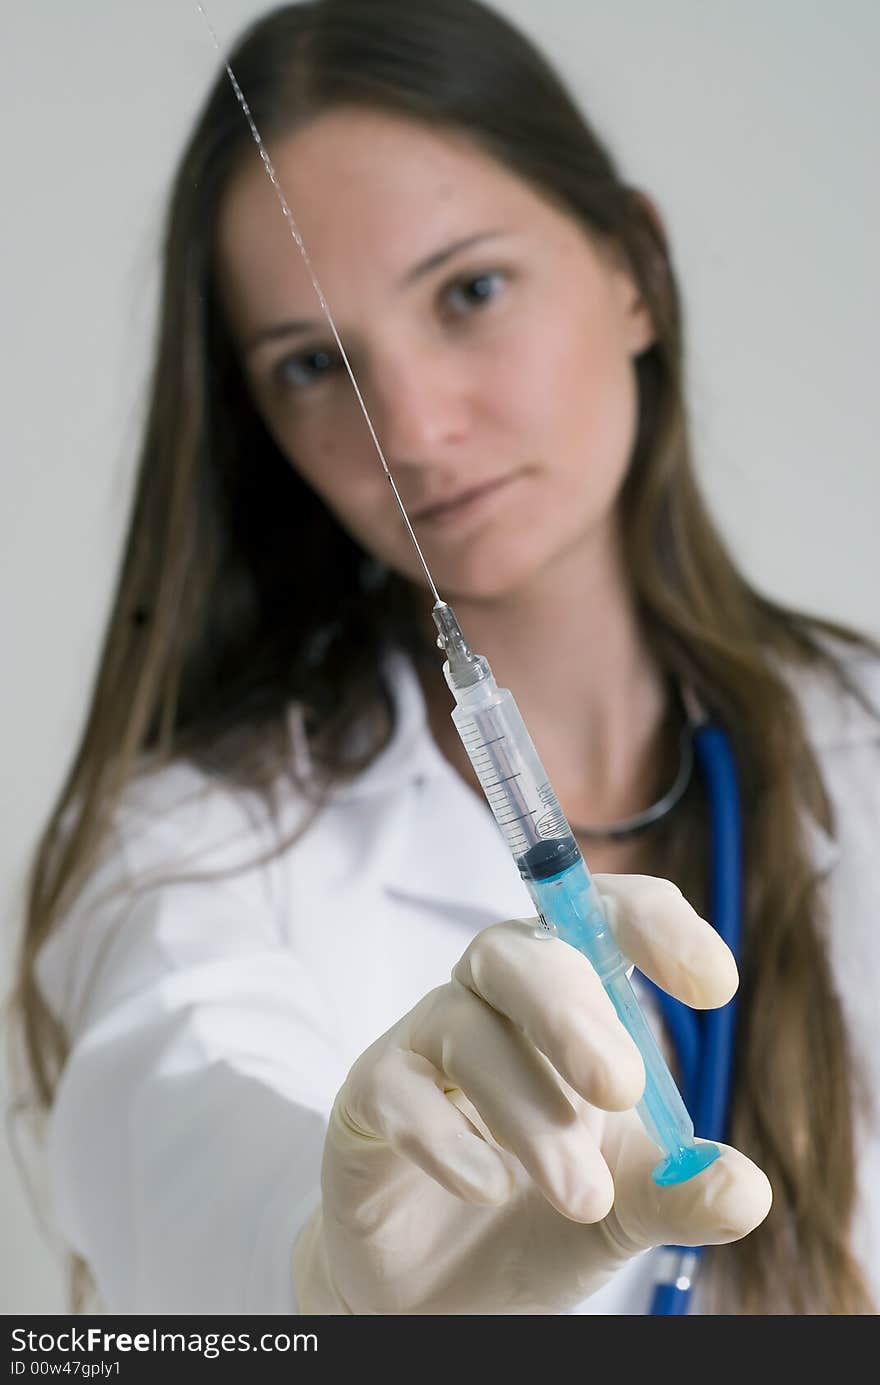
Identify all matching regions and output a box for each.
[520,836,720,1186]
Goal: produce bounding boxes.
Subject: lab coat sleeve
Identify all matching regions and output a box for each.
[35,779,349,1314]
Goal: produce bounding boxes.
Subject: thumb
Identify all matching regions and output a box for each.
[605,1121,772,1257]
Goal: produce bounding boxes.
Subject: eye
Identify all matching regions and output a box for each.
[443,269,507,317]
[272,346,342,392]
[270,269,508,394]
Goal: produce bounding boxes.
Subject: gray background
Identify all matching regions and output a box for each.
[1,0,877,1312]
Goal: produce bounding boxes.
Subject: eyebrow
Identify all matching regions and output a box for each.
[243,229,509,355]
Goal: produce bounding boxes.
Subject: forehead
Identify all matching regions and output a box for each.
[215,107,573,330]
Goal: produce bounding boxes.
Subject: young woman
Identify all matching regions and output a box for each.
[16,0,879,1314]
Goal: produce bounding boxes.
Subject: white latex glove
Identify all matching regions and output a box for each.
[293,875,772,1314]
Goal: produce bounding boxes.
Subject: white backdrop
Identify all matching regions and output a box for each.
[1,0,877,1313]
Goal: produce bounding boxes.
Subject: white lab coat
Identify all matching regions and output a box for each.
[35,642,880,1315]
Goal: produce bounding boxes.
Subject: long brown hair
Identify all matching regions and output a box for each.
[12,0,878,1313]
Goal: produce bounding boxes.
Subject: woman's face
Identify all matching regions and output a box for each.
[217,107,655,602]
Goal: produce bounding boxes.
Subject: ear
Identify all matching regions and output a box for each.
[610,188,669,356]
[607,251,656,357]
[622,276,657,357]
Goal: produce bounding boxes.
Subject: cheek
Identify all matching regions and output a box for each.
[266,401,367,508]
[495,302,639,494]
[258,391,434,581]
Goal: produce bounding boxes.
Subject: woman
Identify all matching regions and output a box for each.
[15,0,879,1314]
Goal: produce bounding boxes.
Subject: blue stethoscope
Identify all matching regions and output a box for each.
[640,716,743,1314]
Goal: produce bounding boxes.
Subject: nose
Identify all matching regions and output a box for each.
[366,338,471,464]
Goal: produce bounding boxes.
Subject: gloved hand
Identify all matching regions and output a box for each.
[293,874,771,1314]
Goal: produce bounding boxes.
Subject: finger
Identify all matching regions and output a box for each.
[339,1047,514,1205]
[408,981,616,1222]
[594,874,738,1008]
[601,1117,772,1261]
[451,919,645,1110]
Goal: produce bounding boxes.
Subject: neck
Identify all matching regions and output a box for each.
[416,525,677,859]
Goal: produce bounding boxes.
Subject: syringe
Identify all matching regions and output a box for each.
[433,601,721,1187]
[198,11,720,1187]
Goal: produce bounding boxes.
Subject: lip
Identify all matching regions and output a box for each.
[412,472,521,524]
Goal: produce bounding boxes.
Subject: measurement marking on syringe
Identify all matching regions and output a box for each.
[482,773,522,787]
[461,733,507,750]
[497,810,538,825]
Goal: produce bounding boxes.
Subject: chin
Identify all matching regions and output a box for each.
[429,552,551,605]
[388,511,589,604]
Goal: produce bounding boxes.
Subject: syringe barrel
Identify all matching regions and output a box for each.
[446,664,625,979]
[447,665,572,865]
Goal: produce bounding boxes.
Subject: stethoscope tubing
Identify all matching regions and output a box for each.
[646,721,743,1315]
